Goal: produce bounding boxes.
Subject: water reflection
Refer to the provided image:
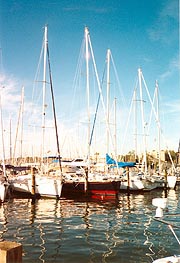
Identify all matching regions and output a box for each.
[29,199,62,263]
[0,187,179,262]
[0,203,8,241]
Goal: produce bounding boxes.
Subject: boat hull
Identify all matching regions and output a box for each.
[120,179,144,190]
[61,180,121,198]
[35,177,62,199]
[10,175,62,199]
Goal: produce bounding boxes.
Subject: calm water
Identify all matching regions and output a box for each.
[0,187,180,263]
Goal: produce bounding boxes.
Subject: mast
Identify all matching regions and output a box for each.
[85,26,90,193]
[133,87,138,161]
[138,68,147,174]
[46,39,62,179]
[20,86,24,160]
[155,80,161,172]
[41,25,48,167]
[106,49,110,154]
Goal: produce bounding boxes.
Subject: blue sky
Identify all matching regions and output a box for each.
[0,0,179,159]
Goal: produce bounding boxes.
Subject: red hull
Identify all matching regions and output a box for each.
[61,181,121,199]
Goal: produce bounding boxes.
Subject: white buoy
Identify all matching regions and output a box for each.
[152,198,167,218]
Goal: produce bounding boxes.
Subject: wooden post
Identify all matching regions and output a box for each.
[126,167,130,192]
[31,166,36,196]
[0,241,22,263]
[84,167,88,195]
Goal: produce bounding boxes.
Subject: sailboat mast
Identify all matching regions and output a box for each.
[41,25,48,166]
[138,68,147,174]
[85,27,90,193]
[155,80,161,172]
[20,86,24,160]
[85,28,90,162]
[133,87,138,160]
[46,44,62,177]
[106,49,110,154]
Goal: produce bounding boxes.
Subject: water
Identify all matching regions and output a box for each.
[0,187,180,263]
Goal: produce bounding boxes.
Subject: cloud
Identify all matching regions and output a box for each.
[148,0,178,44]
[62,6,111,14]
[0,73,21,112]
[163,99,180,114]
[159,54,179,82]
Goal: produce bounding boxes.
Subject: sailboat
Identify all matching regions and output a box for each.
[10,25,63,199]
[62,27,121,199]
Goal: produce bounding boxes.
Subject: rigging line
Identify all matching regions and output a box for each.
[13,87,24,161]
[31,34,44,109]
[147,86,156,136]
[70,38,85,117]
[89,63,106,147]
[46,44,62,175]
[110,51,127,108]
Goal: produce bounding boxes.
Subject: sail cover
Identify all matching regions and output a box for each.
[106,154,136,168]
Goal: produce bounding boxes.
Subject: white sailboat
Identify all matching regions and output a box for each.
[11,25,63,199]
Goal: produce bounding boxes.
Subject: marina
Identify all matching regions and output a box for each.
[0,186,180,262]
[0,1,179,262]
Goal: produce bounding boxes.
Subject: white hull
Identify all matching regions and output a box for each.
[33,177,62,198]
[120,179,144,190]
[167,175,176,189]
[11,174,62,199]
[120,172,144,190]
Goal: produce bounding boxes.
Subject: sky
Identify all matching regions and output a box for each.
[0,0,179,160]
